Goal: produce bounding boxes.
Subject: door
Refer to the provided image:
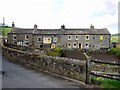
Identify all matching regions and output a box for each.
[79,43,82,49]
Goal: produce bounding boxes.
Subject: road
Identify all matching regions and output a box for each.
[2,55,81,88]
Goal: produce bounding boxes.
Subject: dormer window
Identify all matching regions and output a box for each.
[25,35,29,40]
[13,35,16,40]
[68,35,72,40]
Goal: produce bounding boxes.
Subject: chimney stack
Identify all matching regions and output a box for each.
[61,24,65,29]
[12,22,15,27]
[34,24,37,30]
[90,24,94,30]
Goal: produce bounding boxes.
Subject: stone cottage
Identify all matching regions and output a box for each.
[7,22,111,50]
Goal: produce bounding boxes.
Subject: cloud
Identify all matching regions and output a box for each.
[0,0,119,34]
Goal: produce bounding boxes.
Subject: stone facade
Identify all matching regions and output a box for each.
[7,24,111,50]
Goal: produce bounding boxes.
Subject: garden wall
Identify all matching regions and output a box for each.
[2,46,87,83]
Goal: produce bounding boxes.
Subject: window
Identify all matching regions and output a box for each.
[68,35,72,40]
[43,37,51,44]
[13,35,16,40]
[25,35,29,40]
[68,43,71,48]
[51,44,55,49]
[53,37,57,42]
[26,42,29,46]
[17,41,23,46]
[73,43,77,48]
[85,43,89,48]
[100,36,104,40]
[86,35,89,40]
[37,37,42,42]
[75,35,78,40]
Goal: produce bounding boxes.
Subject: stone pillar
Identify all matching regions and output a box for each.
[86,57,91,84]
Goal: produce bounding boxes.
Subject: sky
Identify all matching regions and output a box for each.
[0,0,119,34]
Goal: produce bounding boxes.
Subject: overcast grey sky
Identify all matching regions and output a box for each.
[0,0,119,34]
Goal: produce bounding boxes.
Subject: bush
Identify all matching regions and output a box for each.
[110,48,119,54]
[47,50,60,57]
[116,51,120,57]
[53,46,62,52]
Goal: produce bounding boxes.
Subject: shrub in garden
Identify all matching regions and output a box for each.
[53,46,62,52]
[116,51,120,57]
[110,48,119,54]
[47,46,62,57]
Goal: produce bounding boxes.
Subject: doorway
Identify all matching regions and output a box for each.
[79,43,82,49]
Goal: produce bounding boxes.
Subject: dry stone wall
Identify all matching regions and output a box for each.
[2,46,87,83]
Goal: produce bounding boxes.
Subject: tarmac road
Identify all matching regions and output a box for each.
[2,56,81,88]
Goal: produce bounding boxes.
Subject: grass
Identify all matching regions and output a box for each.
[91,76,120,89]
[0,26,12,38]
[111,34,120,43]
[111,36,118,43]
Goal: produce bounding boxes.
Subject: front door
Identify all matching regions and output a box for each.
[79,43,82,49]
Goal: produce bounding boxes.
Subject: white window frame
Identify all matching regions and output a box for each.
[43,37,51,44]
[25,41,29,46]
[85,43,89,48]
[73,42,77,48]
[13,35,16,40]
[51,44,56,49]
[68,43,71,48]
[68,35,72,40]
[86,35,89,40]
[75,35,78,40]
[37,37,42,42]
[25,35,29,40]
[53,37,57,42]
[17,41,23,46]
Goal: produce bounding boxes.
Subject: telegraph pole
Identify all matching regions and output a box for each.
[3,17,5,26]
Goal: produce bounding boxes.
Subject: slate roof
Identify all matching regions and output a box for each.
[8,27,110,35]
[8,28,34,34]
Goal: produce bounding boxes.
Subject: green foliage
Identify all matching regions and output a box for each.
[109,48,119,54]
[91,76,120,88]
[0,27,12,38]
[111,36,118,43]
[116,51,120,57]
[53,46,62,52]
[47,46,62,57]
[111,34,120,43]
[47,51,60,57]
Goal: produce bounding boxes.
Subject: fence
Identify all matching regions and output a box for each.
[90,59,120,81]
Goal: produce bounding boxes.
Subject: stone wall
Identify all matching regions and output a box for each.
[2,46,87,83]
[90,62,120,73]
